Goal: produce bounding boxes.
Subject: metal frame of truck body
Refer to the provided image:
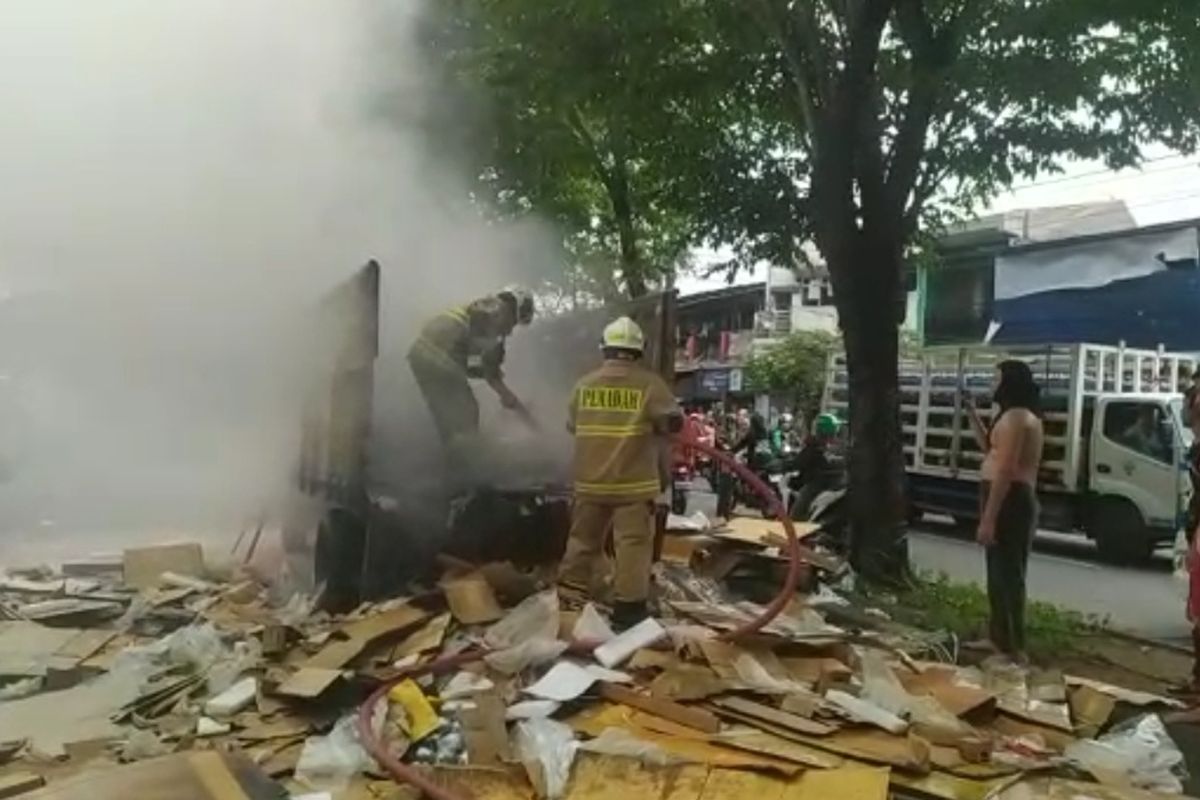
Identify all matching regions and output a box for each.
[823,343,1197,537]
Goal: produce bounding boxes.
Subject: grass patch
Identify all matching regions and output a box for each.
[866,570,1101,658]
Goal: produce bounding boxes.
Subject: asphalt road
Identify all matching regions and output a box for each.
[908,519,1191,644]
[683,480,1190,644]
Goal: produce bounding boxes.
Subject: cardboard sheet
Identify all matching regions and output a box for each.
[122,543,205,590]
[275,668,342,700]
[708,696,835,736]
[460,693,513,765]
[442,573,504,625]
[568,702,806,774]
[714,517,821,547]
[390,613,452,661]
[0,623,83,677]
[21,751,274,799]
[784,766,889,800]
[302,604,428,669]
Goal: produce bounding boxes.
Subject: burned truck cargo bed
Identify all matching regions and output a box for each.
[294,261,676,608]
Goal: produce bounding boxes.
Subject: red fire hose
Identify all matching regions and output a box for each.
[356,438,805,799]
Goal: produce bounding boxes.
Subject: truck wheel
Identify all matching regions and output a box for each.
[1090,499,1155,563]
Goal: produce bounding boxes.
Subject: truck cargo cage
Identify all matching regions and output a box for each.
[823,343,1197,493]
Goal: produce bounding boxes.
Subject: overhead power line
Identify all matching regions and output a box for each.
[1006,153,1200,193]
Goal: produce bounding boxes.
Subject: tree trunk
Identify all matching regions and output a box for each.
[619,221,647,298]
[833,239,909,584]
[610,171,646,298]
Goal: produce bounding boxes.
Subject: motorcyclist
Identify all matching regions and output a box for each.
[770,412,802,457]
[716,410,770,518]
[789,413,844,520]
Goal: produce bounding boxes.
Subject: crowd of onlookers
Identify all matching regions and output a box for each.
[674,404,811,466]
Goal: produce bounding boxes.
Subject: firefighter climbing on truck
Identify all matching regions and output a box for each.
[560,315,682,630]
[407,287,536,467]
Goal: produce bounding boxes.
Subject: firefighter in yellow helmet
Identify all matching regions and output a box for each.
[560,315,682,629]
[407,287,536,459]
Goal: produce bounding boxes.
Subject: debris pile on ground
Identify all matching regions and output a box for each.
[0,522,1194,799]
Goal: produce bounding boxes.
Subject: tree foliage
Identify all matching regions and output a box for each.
[744,330,839,418]
[416,0,800,298]
[728,0,1200,579]
[414,0,1200,577]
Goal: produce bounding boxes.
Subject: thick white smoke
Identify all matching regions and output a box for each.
[0,0,564,564]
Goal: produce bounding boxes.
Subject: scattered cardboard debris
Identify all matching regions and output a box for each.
[275,668,342,700]
[121,543,205,590]
[18,751,273,799]
[205,677,258,718]
[0,510,1179,800]
[0,623,84,678]
[649,664,728,701]
[302,604,428,670]
[260,625,289,658]
[60,557,122,578]
[442,572,504,625]
[900,666,996,719]
[569,703,809,773]
[1067,684,1116,738]
[389,613,452,663]
[0,773,45,799]
[598,683,721,734]
[460,693,513,765]
[708,696,835,737]
[789,766,889,800]
[714,517,821,548]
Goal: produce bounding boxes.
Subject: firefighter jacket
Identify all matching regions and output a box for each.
[568,359,680,503]
[408,296,511,379]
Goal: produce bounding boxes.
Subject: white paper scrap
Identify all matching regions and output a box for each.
[593,618,667,668]
[506,699,562,720]
[524,661,601,702]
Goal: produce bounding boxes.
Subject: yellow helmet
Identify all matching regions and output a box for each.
[601,316,645,353]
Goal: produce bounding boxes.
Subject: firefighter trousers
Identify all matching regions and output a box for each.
[560,499,654,604]
[408,353,479,446]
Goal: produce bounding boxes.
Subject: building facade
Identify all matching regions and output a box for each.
[920,206,1200,351]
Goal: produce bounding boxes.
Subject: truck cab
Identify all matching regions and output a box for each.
[1084,393,1191,558]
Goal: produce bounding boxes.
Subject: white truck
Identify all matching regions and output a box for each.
[824,343,1197,561]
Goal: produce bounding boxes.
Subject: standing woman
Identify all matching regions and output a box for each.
[965,361,1044,661]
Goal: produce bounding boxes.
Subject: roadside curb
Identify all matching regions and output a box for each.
[1101,626,1193,657]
